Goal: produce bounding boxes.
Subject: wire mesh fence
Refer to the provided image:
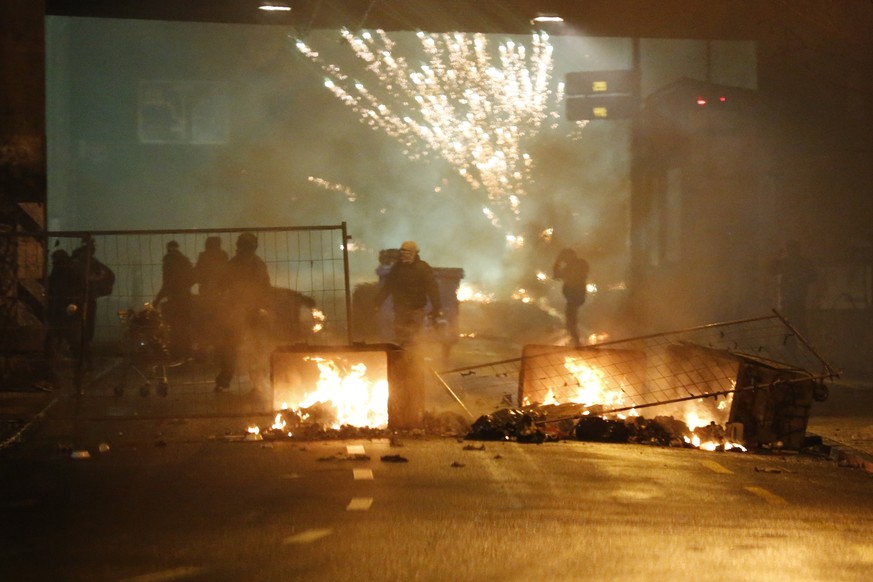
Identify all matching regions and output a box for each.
[1,225,352,417]
[435,314,839,421]
[42,226,350,348]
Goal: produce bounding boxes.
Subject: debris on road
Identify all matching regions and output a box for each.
[380,454,408,463]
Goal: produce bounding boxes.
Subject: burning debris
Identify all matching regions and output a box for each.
[229,315,835,453]
[464,405,745,451]
[445,314,837,452]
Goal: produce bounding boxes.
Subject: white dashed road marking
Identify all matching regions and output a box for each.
[744,485,788,505]
[701,460,733,474]
[353,468,374,480]
[347,497,374,511]
[284,528,333,544]
[346,444,366,455]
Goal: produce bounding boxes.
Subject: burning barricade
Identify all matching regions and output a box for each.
[450,314,836,452]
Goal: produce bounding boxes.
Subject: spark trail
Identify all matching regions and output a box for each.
[295,29,582,243]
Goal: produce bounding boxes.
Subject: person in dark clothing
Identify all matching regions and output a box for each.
[214,232,272,393]
[154,240,195,358]
[70,236,115,369]
[44,248,82,363]
[375,240,443,347]
[553,247,589,347]
[194,236,229,300]
[193,236,229,351]
[770,239,817,337]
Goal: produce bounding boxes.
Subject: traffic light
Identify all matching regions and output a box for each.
[565,69,639,121]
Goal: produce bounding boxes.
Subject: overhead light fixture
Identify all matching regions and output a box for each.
[259,2,292,12]
[531,13,564,24]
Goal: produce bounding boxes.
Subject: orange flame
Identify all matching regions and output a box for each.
[294,356,389,429]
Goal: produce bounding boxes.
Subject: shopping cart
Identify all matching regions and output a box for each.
[114,303,185,396]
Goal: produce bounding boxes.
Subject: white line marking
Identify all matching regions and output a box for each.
[347,497,374,511]
[744,486,788,505]
[283,528,333,545]
[346,444,366,455]
[353,468,374,480]
[701,460,733,474]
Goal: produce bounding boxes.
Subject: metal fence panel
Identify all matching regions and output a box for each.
[436,314,838,420]
[1,225,352,418]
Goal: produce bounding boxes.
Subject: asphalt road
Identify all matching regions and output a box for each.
[2,421,873,582]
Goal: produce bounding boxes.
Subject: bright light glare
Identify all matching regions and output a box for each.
[259,3,291,12]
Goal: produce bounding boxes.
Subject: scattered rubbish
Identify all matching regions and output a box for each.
[450,461,465,468]
[98,443,110,454]
[318,453,371,462]
[755,466,787,474]
[380,454,408,463]
[463,444,485,451]
[71,450,91,459]
[465,408,553,444]
[466,407,747,451]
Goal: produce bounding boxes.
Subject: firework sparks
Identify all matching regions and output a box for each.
[308,176,359,202]
[294,29,570,233]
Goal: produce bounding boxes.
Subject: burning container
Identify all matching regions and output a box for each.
[271,343,426,431]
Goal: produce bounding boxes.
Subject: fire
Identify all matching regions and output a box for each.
[557,356,744,451]
[293,356,389,429]
[311,308,325,333]
[563,357,626,407]
[457,283,495,303]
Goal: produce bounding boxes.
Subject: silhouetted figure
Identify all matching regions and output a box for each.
[194,236,229,299]
[154,240,195,358]
[70,236,115,371]
[771,239,817,337]
[44,248,82,365]
[214,232,271,393]
[375,240,442,347]
[553,248,589,346]
[193,236,229,351]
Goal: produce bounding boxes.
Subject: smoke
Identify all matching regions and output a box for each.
[47,19,635,304]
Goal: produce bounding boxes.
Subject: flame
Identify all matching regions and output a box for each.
[295,356,389,429]
[311,308,325,333]
[244,425,263,441]
[562,357,626,407]
[271,413,288,434]
[557,356,743,452]
[457,283,495,303]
